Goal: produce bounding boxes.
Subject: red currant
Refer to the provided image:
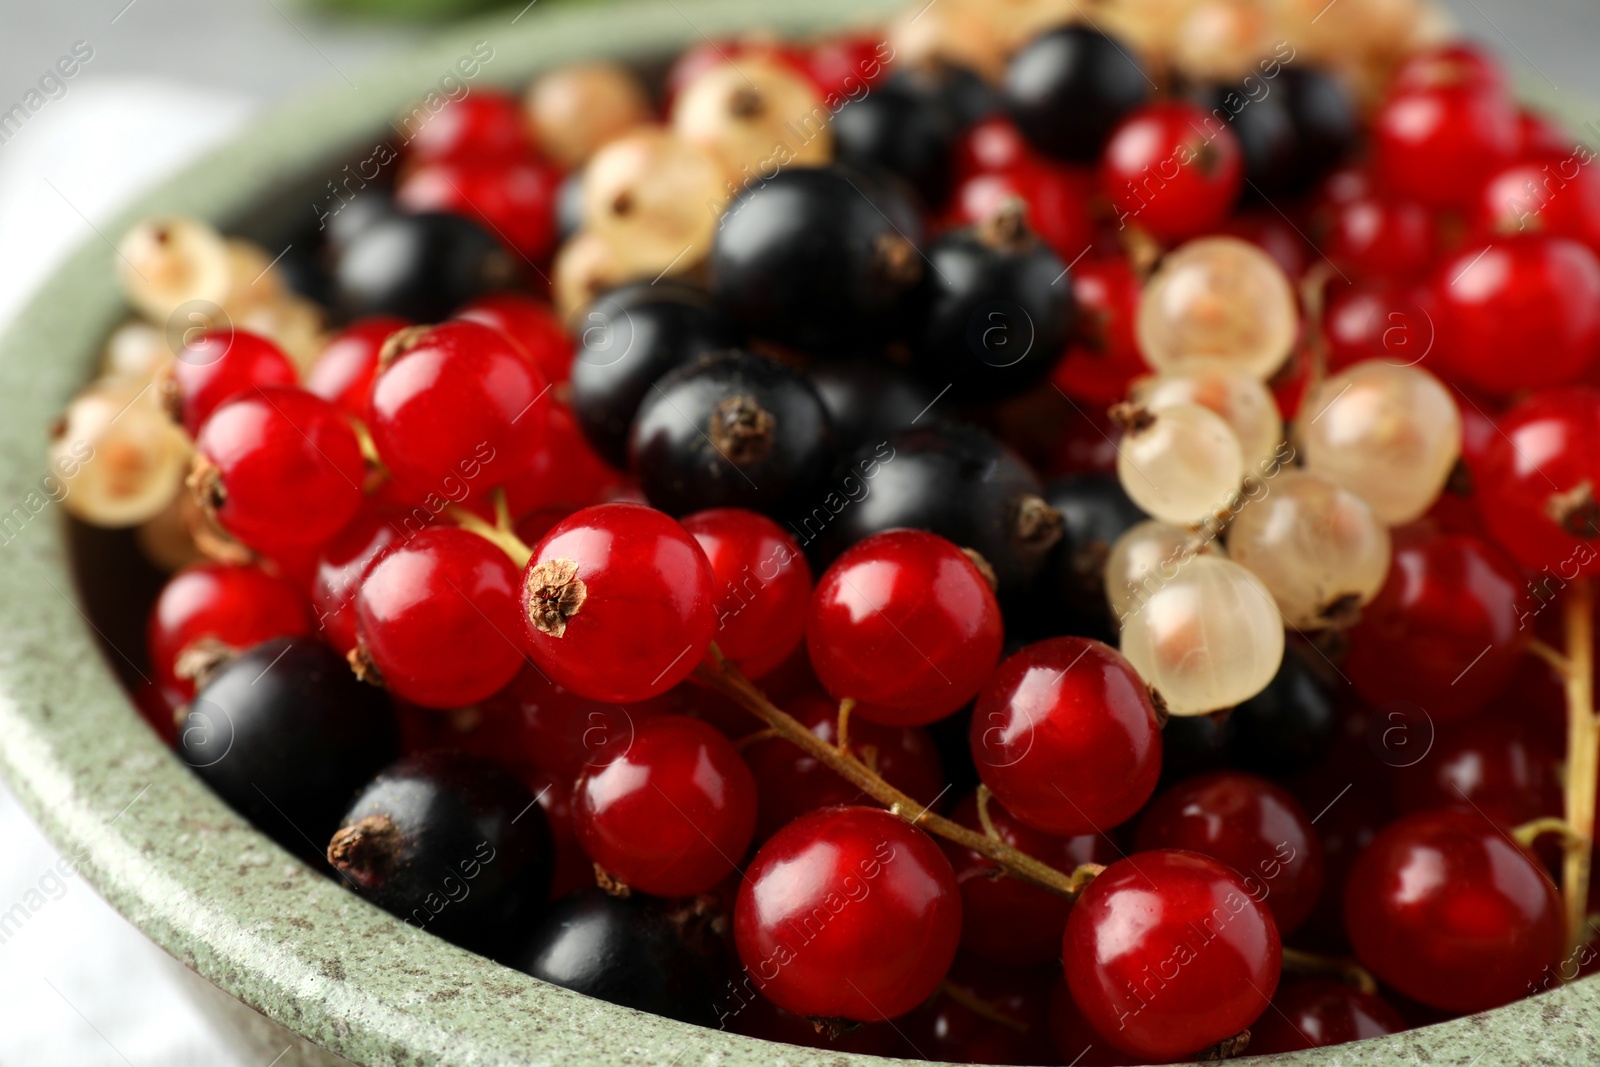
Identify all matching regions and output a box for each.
[970,637,1161,837]
[169,329,296,435]
[954,116,1032,179]
[305,315,407,422]
[1051,257,1149,406]
[681,508,812,680]
[456,292,572,387]
[1474,155,1600,256]
[733,805,961,1022]
[478,661,663,780]
[1318,195,1436,281]
[1478,389,1600,574]
[396,158,561,261]
[1393,711,1562,829]
[1373,82,1518,210]
[801,34,893,103]
[941,790,1117,966]
[522,503,716,703]
[1099,101,1244,243]
[1429,236,1600,393]
[147,561,311,702]
[949,162,1096,264]
[1344,809,1564,1012]
[573,714,756,896]
[1249,978,1406,1054]
[1322,279,1435,372]
[1047,976,1135,1066]
[1064,850,1281,1060]
[353,526,527,708]
[404,88,534,165]
[1518,109,1574,157]
[502,401,625,514]
[368,320,550,497]
[1133,771,1325,936]
[742,689,943,841]
[310,507,404,654]
[730,992,901,1055]
[806,529,1003,726]
[192,386,365,550]
[1344,522,1526,722]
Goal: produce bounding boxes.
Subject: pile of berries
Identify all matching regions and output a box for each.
[56,0,1600,1059]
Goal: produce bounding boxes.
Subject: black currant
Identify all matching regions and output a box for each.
[832,82,958,206]
[809,423,1061,592]
[511,888,730,1028]
[569,283,740,469]
[1225,646,1338,777]
[178,637,399,861]
[629,349,835,518]
[1189,82,1297,199]
[1045,472,1147,623]
[1281,68,1359,192]
[710,166,925,351]
[333,210,519,322]
[1005,27,1150,162]
[323,191,396,253]
[1158,712,1232,786]
[890,60,1001,130]
[807,360,946,455]
[326,751,553,955]
[902,202,1071,401]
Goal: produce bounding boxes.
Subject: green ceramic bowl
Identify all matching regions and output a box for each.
[2,1,1598,1063]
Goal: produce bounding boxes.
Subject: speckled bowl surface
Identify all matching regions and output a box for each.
[1,1,1598,1063]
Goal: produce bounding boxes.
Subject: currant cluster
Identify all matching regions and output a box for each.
[60,0,1600,1061]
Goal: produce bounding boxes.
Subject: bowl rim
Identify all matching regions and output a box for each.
[0,0,1597,1063]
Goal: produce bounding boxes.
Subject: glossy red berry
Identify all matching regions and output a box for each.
[1249,978,1406,1054]
[1064,850,1281,1061]
[456,292,572,386]
[1052,257,1149,406]
[305,315,406,422]
[503,401,625,515]
[970,637,1161,838]
[404,88,533,165]
[573,714,756,896]
[733,805,961,1022]
[1046,976,1133,1066]
[949,162,1096,264]
[742,689,943,841]
[310,507,404,654]
[1318,195,1436,281]
[477,662,663,780]
[1391,716,1562,829]
[169,329,297,435]
[522,503,716,704]
[1344,809,1564,1013]
[1478,389,1600,576]
[1345,523,1526,722]
[1133,771,1325,936]
[730,991,902,1055]
[353,526,526,708]
[681,508,812,680]
[1474,155,1600,255]
[192,386,364,551]
[148,561,311,702]
[396,158,561,261]
[955,116,1032,178]
[801,34,893,102]
[806,529,1003,726]
[1430,236,1600,394]
[1099,102,1244,243]
[1322,280,1435,372]
[941,790,1117,966]
[1393,43,1507,96]
[1373,83,1518,210]
[368,320,550,497]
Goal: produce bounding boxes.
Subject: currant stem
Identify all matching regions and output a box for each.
[937,981,1030,1033]
[492,486,514,534]
[1528,636,1573,676]
[836,698,855,757]
[1511,816,1584,850]
[975,784,1002,842]
[693,648,1101,899]
[447,505,533,567]
[1562,578,1597,955]
[1279,946,1378,996]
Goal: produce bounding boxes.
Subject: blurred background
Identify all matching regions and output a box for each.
[0,0,1597,1062]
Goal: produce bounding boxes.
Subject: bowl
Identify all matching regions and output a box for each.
[1,1,1598,1063]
